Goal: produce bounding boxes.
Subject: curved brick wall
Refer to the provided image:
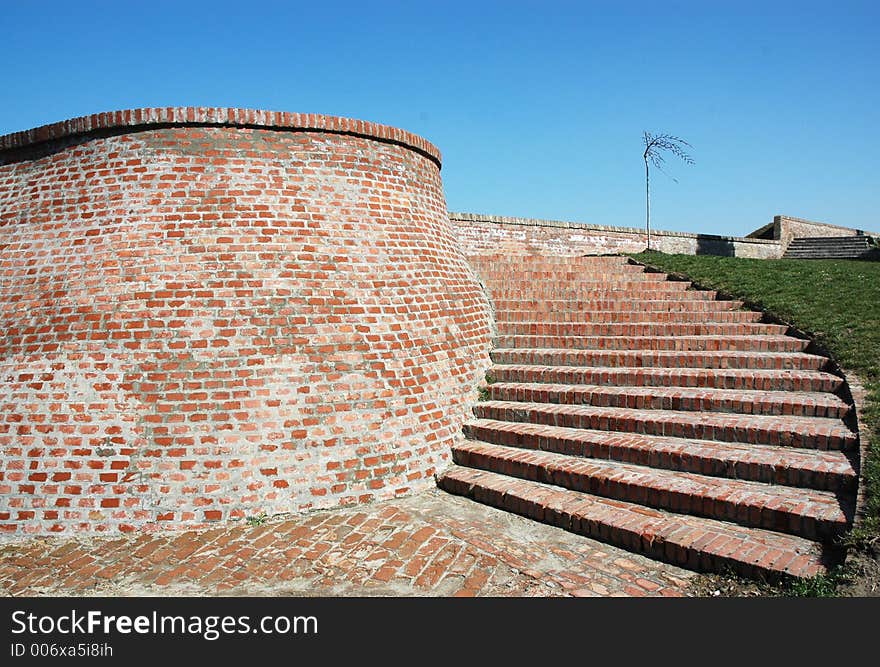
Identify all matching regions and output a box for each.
[0,108,492,536]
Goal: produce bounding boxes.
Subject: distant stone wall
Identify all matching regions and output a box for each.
[450,213,784,259]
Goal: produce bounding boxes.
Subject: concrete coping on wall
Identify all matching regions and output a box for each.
[0,107,442,167]
[449,212,782,245]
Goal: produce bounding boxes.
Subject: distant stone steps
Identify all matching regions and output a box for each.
[783,235,877,259]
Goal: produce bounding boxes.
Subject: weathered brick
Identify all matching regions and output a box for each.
[0,107,493,535]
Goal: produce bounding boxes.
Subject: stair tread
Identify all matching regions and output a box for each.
[490,300,741,308]
[463,418,857,485]
[491,335,809,352]
[493,310,756,316]
[438,465,827,577]
[489,364,843,394]
[474,399,854,440]
[491,348,826,371]
[484,381,849,412]
[496,324,791,337]
[494,334,797,341]
[492,347,824,361]
[453,439,849,525]
[490,363,839,380]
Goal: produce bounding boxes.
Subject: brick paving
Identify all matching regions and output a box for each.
[0,489,693,597]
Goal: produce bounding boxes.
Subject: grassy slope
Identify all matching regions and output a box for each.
[630,252,880,549]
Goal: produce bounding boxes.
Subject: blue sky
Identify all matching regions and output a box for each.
[2,0,877,237]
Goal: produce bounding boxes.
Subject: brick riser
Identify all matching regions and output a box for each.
[462,419,856,493]
[487,287,709,298]
[491,299,744,312]
[492,335,810,352]
[451,441,849,541]
[490,349,828,371]
[490,365,842,393]
[495,322,789,336]
[472,400,855,450]
[484,382,850,419]
[438,254,859,579]
[494,310,762,323]
[438,468,828,579]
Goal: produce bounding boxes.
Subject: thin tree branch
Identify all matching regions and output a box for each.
[642,131,694,251]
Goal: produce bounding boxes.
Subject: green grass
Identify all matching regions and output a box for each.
[630,252,880,550]
[246,512,269,526]
[784,565,853,597]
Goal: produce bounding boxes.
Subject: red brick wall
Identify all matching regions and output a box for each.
[0,108,493,536]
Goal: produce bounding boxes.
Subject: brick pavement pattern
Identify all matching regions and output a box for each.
[439,254,860,579]
[0,490,692,597]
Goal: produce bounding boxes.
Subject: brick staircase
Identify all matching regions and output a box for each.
[438,254,859,579]
[783,235,878,260]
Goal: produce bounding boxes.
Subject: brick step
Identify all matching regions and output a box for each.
[437,466,829,578]
[489,299,744,313]
[469,255,632,267]
[490,348,827,371]
[469,254,631,263]
[476,272,670,282]
[463,419,857,492]
[484,381,850,419]
[473,265,643,276]
[472,256,642,266]
[482,279,693,292]
[474,264,651,275]
[472,400,856,450]
[496,322,789,336]
[488,364,843,392]
[482,281,691,292]
[451,441,851,540]
[486,287,715,299]
[494,310,762,324]
[491,335,810,353]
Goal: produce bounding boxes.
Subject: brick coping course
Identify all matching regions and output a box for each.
[0,107,442,166]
